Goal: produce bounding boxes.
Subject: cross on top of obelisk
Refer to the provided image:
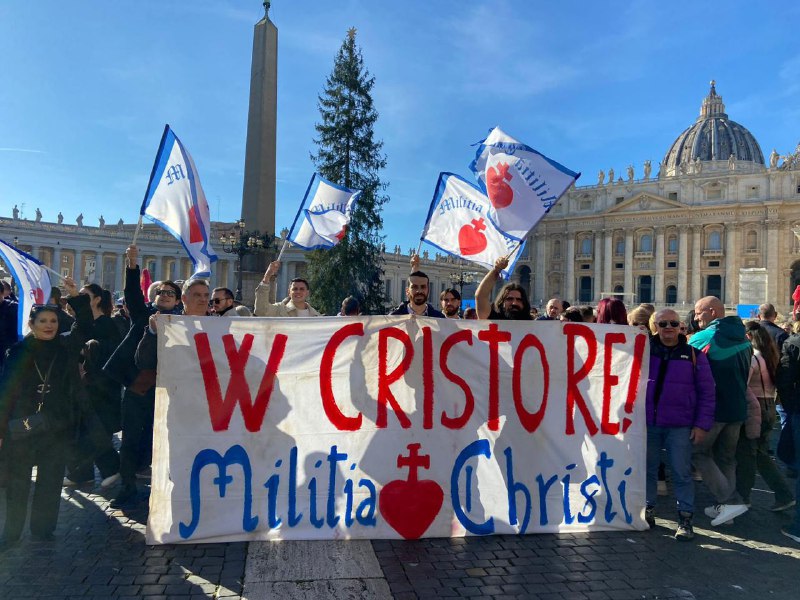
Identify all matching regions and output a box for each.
[263,1,270,15]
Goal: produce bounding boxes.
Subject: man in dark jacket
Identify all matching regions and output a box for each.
[689,296,752,526]
[759,303,788,349]
[388,255,444,318]
[105,245,181,508]
[775,331,800,543]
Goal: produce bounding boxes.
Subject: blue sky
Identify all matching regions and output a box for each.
[1,1,798,254]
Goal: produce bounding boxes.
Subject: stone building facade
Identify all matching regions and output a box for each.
[513,82,800,312]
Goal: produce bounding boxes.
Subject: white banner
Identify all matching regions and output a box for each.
[147,316,649,544]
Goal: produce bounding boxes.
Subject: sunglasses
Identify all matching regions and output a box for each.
[212,297,232,304]
[658,320,681,328]
[156,289,177,297]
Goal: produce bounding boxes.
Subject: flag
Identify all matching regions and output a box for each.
[0,238,52,338]
[469,126,580,239]
[287,173,361,250]
[420,173,525,279]
[140,125,217,277]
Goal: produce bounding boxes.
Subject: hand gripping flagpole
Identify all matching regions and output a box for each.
[131,215,144,247]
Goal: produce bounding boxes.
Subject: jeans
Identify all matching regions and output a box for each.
[647,426,695,513]
[735,412,794,505]
[692,421,744,505]
[119,388,155,488]
[792,413,800,525]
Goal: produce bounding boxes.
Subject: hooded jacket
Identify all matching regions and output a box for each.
[646,335,716,430]
[688,316,752,422]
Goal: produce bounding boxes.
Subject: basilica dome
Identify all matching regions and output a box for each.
[661,81,764,176]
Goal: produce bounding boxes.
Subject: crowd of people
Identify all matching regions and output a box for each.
[1,249,799,550]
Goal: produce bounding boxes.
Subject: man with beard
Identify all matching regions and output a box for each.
[440,288,461,318]
[475,256,532,320]
[388,255,444,318]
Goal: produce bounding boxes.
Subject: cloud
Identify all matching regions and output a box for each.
[0,147,44,154]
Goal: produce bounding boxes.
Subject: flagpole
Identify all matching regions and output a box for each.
[131,215,143,246]
[277,238,290,261]
[40,264,64,280]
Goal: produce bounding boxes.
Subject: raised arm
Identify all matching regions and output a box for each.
[475,257,507,319]
[123,245,147,321]
[254,260,281,316]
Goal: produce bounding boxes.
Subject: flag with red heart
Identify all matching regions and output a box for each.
[470,126,580,239]
[420,172,524,278]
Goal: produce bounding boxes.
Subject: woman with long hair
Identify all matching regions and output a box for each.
[596,297,628,325]
[736,321,795,510]
[64,283,122,488]
[0,280,90,548]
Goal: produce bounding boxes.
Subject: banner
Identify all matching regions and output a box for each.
[469,126,580,240]
[140,125,217,277]
[287,173,361,250]
[147,316,649,544]
[0,238,52,338]
[421,173,525,278]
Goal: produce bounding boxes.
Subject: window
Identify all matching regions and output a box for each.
[668,192,678,200]
[553,240,561,259]
[61,268,70,278]
[638,275,652,303]
[667,261,677,268]
[580,264,591,270]
[580,199,592,211]
[62,256,69,264]
[613,285,624,300]
[667,236,678,254]
[746,186,759,200]
[708,260,720,267]
[615,197,624,204]
[746,230,757,250]
[639,234,653,253]
[707,188,722,201]
[706,275,722,300]
[615,237,624,256]
[615,263,624,269]
[708,231,722,251]
[580,238,592,255]
[666,285,677,304]
[578,277,593,302]
[385,279,392,300]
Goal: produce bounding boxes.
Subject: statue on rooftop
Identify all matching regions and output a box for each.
[643,160,652,179]
[770,149,779,169]
[76,213,84,227]
[627,165,634,181]
[57,212,63,224]
[35,208,42,223]
[597,170,605,186]
[99,215,105,229]
[607,168,614,185]
[12,205,19,219]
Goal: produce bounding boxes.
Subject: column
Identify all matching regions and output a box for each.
[565,233,575,302]
[30,245,40,261]
[52,247,62,276]
[593,231,602,302]
[603,229,613,299]
[74,250,83,283]
[677,225,689,305]
[691,226,702,301]
[724,223,739,304]
[654,226,665,303]
[766,220,780,304]
[116,254,125,292]
[624,230,633,300]
[534,234,546,305]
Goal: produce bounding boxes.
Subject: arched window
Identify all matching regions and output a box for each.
[613,285,624,300]
[667,235,678,254]
[580,237,592,255]
[708,230,722,251]
[666,285,677,304]
[639,234,653,253]
[615,237,624,256]
[746,230,757,250]
[578,276,593,302]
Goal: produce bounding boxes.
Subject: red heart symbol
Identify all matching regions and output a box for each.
[379,479,443,539]
[187,206,203,243]
[486,162,514,209]
[458,218,488,256]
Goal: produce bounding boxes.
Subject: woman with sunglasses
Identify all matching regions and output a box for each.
[0,278,92,549]
[736,321,795,511]
[645,309,716,540]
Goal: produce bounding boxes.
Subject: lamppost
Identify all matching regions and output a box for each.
[449,270,477,299]
[219,219,273,302]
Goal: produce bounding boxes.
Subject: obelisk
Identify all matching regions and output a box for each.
[240,1,277,237]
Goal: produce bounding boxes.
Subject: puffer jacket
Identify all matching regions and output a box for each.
[776,333,800,414]
[646,335,716,430]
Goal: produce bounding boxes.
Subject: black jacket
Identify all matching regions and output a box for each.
[776,333,800,414]
[388,302,445,318]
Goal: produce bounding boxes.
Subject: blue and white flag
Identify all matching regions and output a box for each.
[140,125,217,277]
[469,126,580,239]
[420,173,525,279]
[287,173,361,250]
[0,238,52,339]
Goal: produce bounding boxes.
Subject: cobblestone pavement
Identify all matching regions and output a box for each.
[1,471,798,599]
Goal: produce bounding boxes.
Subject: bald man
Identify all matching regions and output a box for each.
[688,296,753,526]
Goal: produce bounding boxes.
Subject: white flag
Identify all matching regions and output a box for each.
[470,126,580,239]
[421,173,524,278]
[287,173,360,250]
[0,238,52,338]
[140,125,217,277]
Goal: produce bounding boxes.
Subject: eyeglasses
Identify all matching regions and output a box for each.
[212,297,232,304]
[657,320,681,328]
[156,289,177,297]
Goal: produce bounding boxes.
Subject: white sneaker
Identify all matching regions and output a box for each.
[711,503,748,526]
[704,504,721,519]
[101,473,121,488]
